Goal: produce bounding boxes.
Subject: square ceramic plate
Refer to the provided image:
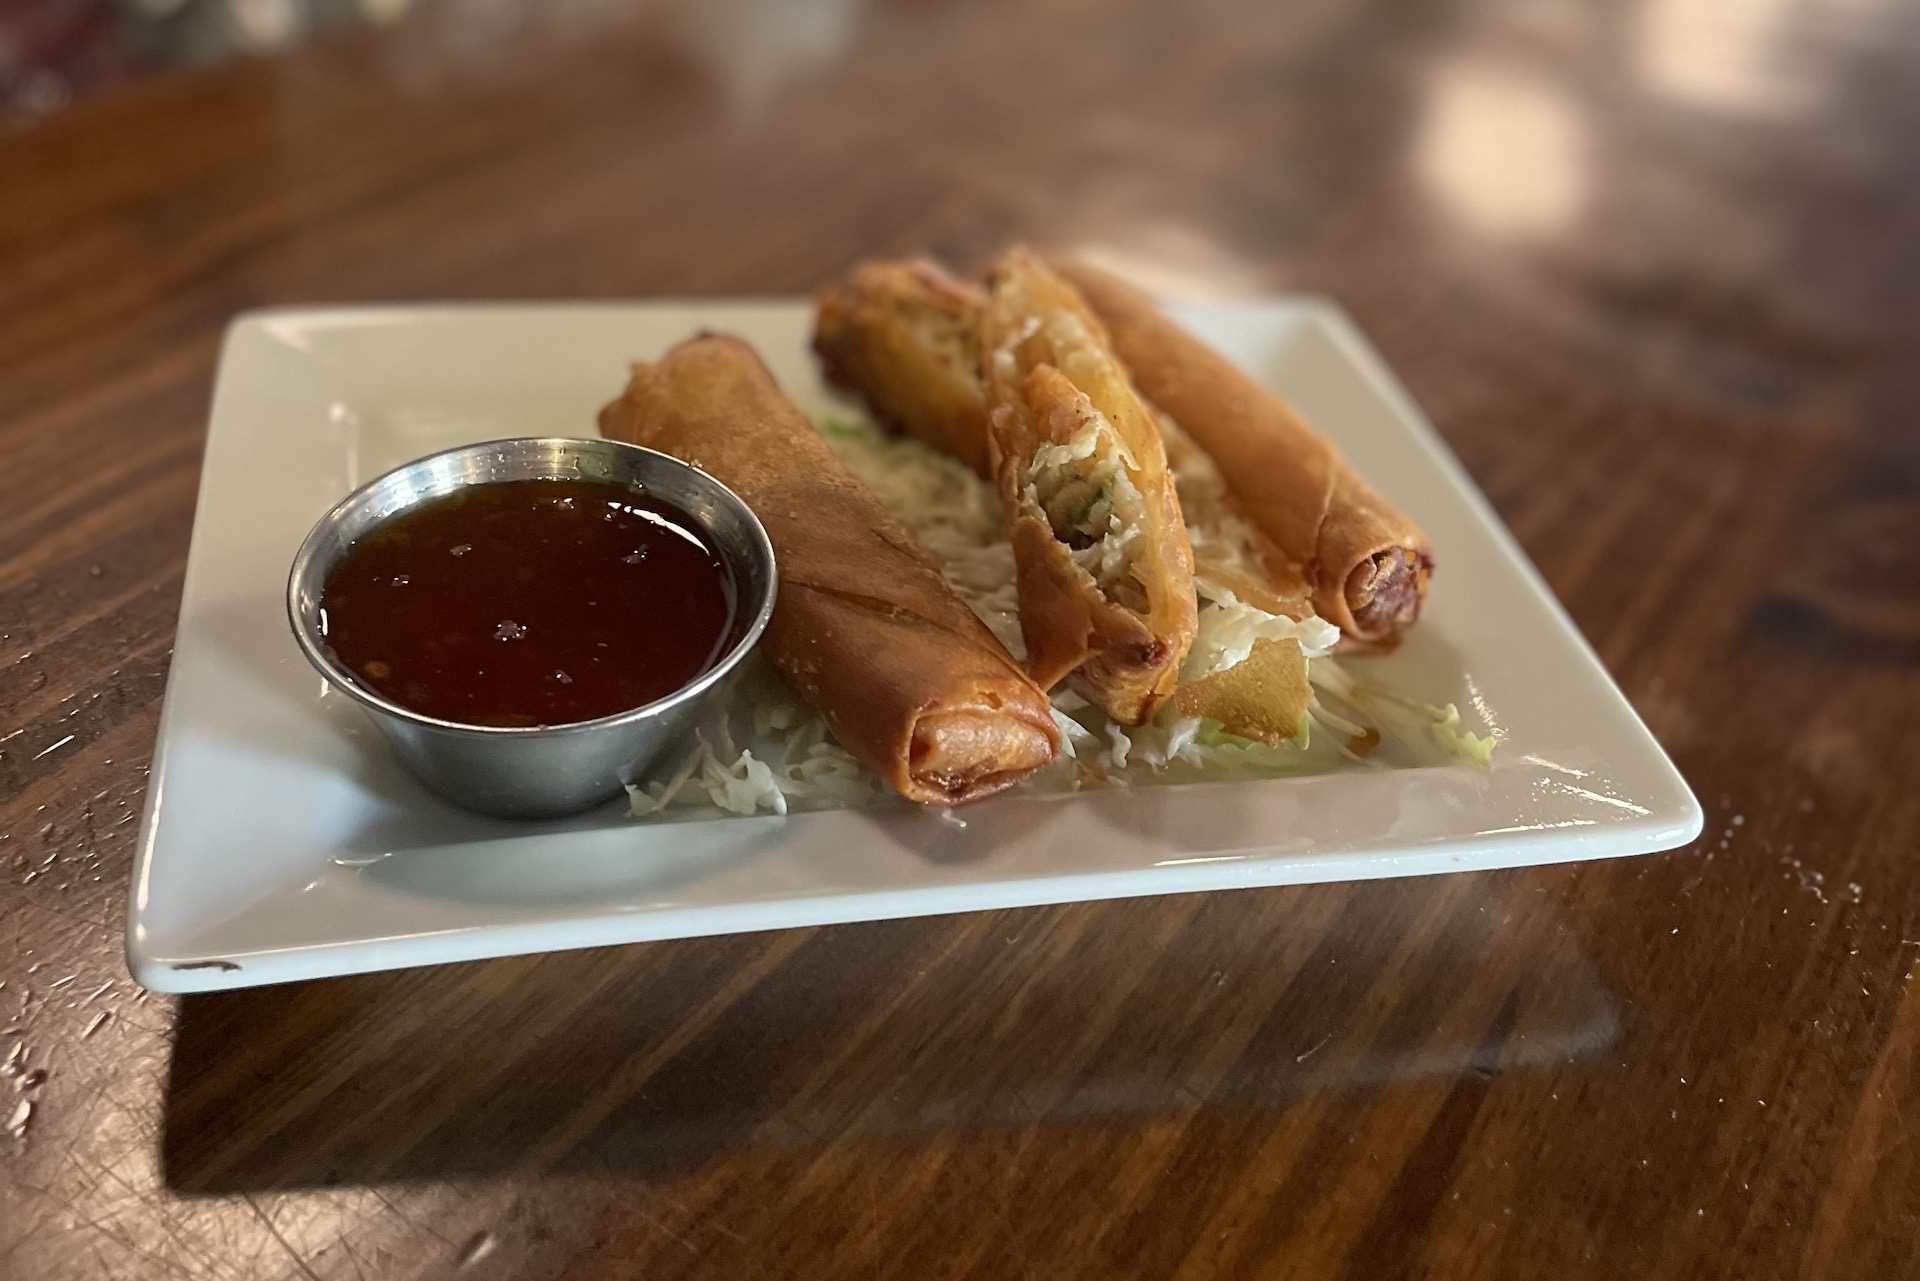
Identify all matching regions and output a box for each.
[127,301,1700,992]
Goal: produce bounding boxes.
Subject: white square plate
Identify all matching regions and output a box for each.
[127,301,1700,992]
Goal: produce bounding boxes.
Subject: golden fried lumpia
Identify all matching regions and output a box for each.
[598,334,1060,805]
[1157,411,1314,622]
[813,259,995,477]
[981,250,1197,724]
[1055,259,1434,651]
[814,256,1315,618]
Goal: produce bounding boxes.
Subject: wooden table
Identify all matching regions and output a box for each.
[5,1,1919,1275]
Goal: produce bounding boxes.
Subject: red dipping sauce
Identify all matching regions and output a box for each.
[319,478,737,727]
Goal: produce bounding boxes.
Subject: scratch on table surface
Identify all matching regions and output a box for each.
[367,1186,454,1246]
[455,1231,497,1270]
[659,1192,745,1245]
[90,1175,234,1280]
[70,1222,173,1280]
[1296,1033,1334,1064]
[24,1182,194,1281]
[337,1234,373,1281]
[244,1195,323,1281]
[639,1203,703,1257]
[996,1180,1037,1281]
[13,894,117,936]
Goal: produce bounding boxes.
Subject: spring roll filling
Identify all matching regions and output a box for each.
[911,707,1059,794]
[1348,547,1428,635]
[1023,402,1151,615]
[994,304,1158,620]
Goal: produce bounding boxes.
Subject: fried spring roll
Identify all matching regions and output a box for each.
[813,256,1315,620]
[1055,259,1434,651]
[981,250,1197,724]
[598,334,1060,805]
[813,259,995,477]
[1157,412,1315,622]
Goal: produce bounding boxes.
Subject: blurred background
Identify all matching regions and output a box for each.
[4,0,1903,131]
[8,0,873,124]
[5,0,1920,1276]
[1,0,414,121]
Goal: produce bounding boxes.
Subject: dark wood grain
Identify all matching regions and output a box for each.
[5,0,1920,1276]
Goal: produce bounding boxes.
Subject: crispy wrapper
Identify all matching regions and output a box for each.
[598,333,1060,805]
[981,250,1197,724]
[1056,259,1434,651]
[814,257,1316,622]
[813,259,995,477]
[1173,638,1312,746]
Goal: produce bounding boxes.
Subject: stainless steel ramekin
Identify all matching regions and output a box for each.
[287,437,777,820]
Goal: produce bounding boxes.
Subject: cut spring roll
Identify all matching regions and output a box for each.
[981,250,1197,724]
[813,258,994,478]
[598,333,1060,805]
[1056,259,1434,651]
[812,255,1314,620]
[811,252,1336,743]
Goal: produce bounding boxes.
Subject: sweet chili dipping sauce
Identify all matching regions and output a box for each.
[320,478,736,727]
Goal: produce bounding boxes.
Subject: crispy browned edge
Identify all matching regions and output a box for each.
[598,332,1059,804]
[981,249,1198,723]
[813,258,995,477]
[1053,257,1433,651]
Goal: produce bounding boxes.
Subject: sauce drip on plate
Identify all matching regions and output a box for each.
[320,478,736,727]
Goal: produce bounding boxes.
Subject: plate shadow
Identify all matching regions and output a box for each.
[161,872,1617,1194]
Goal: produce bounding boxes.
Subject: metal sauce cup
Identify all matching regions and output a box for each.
[287,437,777,820]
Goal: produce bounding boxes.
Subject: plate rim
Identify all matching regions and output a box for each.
[126,297,1702,993]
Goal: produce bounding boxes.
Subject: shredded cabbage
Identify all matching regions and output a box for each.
[828,420,1025,657]
[1309,658,1496,769]
[626,414,1492,819]
[1023,409,1147,611]
[626,661,880,819]
[1184,588,1342,682]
